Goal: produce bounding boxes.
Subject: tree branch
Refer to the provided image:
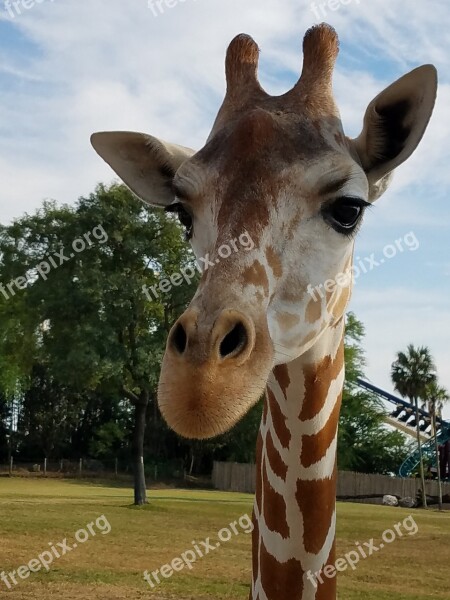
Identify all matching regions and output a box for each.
[121,386,143,406]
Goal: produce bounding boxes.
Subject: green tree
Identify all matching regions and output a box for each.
[89,421,126,460]
[339,313,408,474]
[18,364,84,460]
[0,393,10,462]
[0,185,197,503]
[0,228,42,467]
[391,344,437,507]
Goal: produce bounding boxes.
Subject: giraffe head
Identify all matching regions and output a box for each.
[92,24,437,440]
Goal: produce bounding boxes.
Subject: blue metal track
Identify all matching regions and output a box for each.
[354,378,450,478]
[398,430,450,478]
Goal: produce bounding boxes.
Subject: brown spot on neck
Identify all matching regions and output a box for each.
[265,430,288,481]
[251,513,260,595]
[301,395,341,468]
[273,364,290,397]
[267,389,291,449]
[262,459,289,538]
[259,538,304,600]
[316,541,337,599]
[296,466,337,554]
[255,430,264,514]
[300,344,344,421]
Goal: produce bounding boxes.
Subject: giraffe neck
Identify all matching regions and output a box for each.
[252,319,345,600]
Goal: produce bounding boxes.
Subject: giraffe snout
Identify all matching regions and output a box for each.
[158,307,273,439]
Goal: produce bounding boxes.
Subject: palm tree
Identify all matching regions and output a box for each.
[424,382,450,510]
[391,345,437,508]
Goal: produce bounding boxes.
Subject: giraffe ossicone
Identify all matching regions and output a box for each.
[92,23,437,600]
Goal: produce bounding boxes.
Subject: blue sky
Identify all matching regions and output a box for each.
[0,0,449,417]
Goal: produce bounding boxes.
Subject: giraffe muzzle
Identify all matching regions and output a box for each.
[157,308,273,439]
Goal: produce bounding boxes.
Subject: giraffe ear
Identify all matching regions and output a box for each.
[90,131,196,207]
[350,65,437,201]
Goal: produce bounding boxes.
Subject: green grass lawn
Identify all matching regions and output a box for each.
[0,478,448,599]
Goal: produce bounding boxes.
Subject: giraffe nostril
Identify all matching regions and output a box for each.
[219,322,248,359]
[171,323,188,354]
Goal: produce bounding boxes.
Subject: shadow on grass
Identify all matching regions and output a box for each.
[61,477,134,489]
[124,503,169,512]
[60,479,253,503]
[148,495,253,504]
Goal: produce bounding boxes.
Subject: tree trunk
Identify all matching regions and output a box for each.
[7,398,15,475]
[413,397,427,508]
[189,449,195,476]
[432,411,443,511]
[132,393,149,505]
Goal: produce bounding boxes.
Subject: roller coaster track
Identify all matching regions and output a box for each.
[397,429,450,478]
[355,379,450,478]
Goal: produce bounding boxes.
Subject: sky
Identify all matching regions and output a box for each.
[0,0,449,418]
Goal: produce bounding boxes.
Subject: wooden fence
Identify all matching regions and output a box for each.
[212,461,450,499]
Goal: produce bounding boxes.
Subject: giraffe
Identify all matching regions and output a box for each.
[91,23,437,600]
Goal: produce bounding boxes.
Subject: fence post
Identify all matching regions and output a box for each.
[44,458,47,476]
[79,458,83,477]
[115,458,118,477]
[9,456,13,475]
[60,459,63,472]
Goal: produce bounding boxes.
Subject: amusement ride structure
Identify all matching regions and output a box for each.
[355,379,450,478]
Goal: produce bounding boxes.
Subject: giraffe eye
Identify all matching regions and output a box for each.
[322,197,370,235]
[165,203,194,240]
